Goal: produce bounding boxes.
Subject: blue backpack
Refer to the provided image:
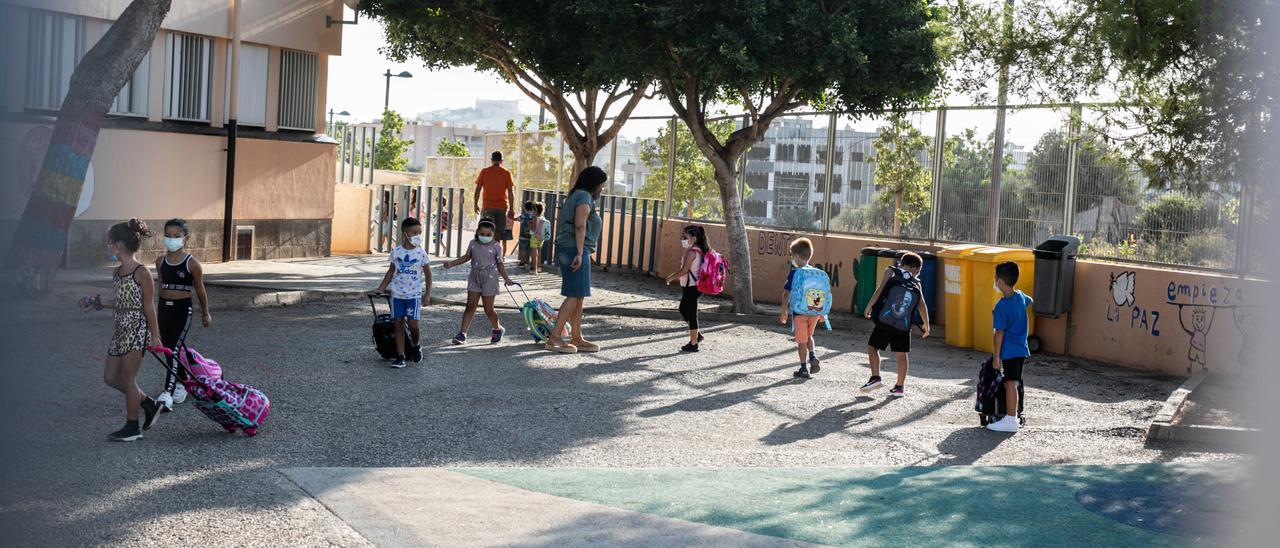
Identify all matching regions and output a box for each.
[873,266,921,334]
[789,266,833,329]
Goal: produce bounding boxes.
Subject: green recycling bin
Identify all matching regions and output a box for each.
[855,247,886,316]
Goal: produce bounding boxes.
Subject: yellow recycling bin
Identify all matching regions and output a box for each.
[937,244,986,348]
[875,248,899,287]
[970,247,1036,354]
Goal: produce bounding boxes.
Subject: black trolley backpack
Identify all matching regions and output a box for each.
[368,293,417,361]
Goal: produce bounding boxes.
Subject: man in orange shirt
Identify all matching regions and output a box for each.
[474,151,517,255]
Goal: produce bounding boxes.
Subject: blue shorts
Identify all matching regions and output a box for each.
[391,297,421,320]
[557,247,591,298]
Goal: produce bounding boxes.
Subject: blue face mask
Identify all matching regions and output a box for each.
[478,235,494,244]
[106,246,118,262]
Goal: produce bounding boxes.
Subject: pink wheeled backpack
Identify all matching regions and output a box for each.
[149,346,271,437]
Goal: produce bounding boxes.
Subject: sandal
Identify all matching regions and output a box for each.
[544,339,578,354]
[571,339,600,353]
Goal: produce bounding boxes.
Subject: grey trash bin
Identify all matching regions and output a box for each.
[1032,235,1081,318]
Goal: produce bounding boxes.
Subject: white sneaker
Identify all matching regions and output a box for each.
[157,392,174,411]
[172,384,188,404]
[986,415,1019,433]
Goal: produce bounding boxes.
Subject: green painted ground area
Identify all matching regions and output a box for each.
[459,464,1228,547]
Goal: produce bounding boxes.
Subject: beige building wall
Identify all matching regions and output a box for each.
[332,185,373,254]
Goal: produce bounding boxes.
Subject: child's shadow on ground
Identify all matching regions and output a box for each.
[759,397,896,446]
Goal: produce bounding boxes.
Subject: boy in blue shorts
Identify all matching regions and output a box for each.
[373,217,432,368]
[988,261,1032,432]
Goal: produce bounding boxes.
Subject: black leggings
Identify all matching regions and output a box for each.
[158,298,192,393]
[679,286,701,330]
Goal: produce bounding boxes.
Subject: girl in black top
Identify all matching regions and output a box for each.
[665,225,709,352]
[155,219,211,410]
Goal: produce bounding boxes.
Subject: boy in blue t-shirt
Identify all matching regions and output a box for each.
[988,261,1033,433]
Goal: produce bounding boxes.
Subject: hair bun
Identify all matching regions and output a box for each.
[127,218,153,237]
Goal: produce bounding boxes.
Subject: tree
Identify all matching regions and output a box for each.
[644,0,941,312]
[871,113,932,236]
[637,120,735,219]
[499,116,568,191]
[945,0,1276,196]
[363,0,652,178]
[3,0,173,292]
[1024,128,1139,215]
[436,138,470,157]
[374,109,413,171]
[936,128,1010,242]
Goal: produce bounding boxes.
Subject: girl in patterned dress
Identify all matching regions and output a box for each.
[80,219,164,442]
[442,218,515,345]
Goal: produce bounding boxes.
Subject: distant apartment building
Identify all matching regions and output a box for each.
[416,99,524,132]
[741,117,884,225]
[0,0,345,266]
[353,119,494,170]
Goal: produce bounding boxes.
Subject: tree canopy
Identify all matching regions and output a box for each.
[374,109,413,171]
[872,113,933,236]
[362,0,654,174]
[436,139,470,158]
[638,120,735,219]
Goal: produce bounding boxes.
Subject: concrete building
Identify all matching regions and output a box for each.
[741,117,885,226]
[416,99,524,132]
[351,119,493,170]
[0,0,344,267]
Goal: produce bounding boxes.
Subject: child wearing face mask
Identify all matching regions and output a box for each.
[154,218,211,410]
[373,217,432,368]
[443,218,515,345]
[665,225,709,352]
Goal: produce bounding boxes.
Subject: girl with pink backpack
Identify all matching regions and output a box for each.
[665,225,726,352]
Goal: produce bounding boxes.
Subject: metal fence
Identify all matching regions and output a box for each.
[337,103,1259,274]
[624,104,1257,273]
[521,189,665,274]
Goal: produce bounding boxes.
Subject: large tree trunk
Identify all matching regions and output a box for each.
[713,163,755,313]
[2,0,172,293]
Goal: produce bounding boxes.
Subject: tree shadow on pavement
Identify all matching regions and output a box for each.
[758,398,895,446]
[637,379,798,417]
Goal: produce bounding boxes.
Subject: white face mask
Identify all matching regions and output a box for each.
[681,239,692,249]
[994,283,1001,292]
[790,259,799,268]
[163,237,184,252]
[478,235,494,244]
[409,234,423,247]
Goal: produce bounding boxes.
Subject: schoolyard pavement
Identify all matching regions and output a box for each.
[0,257,1249,546]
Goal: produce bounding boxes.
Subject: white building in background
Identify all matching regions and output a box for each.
[416,99,526,132]
[352,120,494,171]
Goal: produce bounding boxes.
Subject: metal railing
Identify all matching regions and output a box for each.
[521,189,665,274]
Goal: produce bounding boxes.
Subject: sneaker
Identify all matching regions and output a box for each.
[808,354,821,374]
[452,332,467,345]
[986,415,1019,433]
[410,344,423,363]
[793,364,811,379]
[157,392,174,412]
[108,422,143,442]
[491,327,506,344]
[391,356,407,369]
[141,398,161,430]
[889,385,905,398]
[172,383,187,404]
[859,376,883,392]
[681,343,699,352]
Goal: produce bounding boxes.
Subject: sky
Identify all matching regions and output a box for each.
[325,7,1064,146]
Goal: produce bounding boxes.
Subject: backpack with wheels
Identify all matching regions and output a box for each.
[368,294,412,360]
[788,265,833,329]
[871,266,921,334]
[975,358,1024,426]
[696,249,727,295]
[508,283,570,343]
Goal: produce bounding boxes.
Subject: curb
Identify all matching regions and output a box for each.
[1145,369,1258,446]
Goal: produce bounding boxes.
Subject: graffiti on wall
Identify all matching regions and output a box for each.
[1104,271,1161,336]
[1166,279,1255,372]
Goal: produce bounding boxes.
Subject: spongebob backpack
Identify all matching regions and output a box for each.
[789,265,833,329]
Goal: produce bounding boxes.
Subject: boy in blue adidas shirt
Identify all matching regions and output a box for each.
[988,261,1033,433]
[860,252,929,397]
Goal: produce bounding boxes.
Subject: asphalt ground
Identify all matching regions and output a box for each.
[0,295,1243,546]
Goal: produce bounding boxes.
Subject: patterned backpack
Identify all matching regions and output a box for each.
[696,249,727,295]
[873,266,921,334]
[788,265,833,329]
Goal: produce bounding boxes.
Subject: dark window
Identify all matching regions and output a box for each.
[831,174,843,194]
[851,178,863,191]
[797,144,811,163]
[745,172,770,190]
[744,199,767,217]
[849,150,865,163]
[748,145,770,160]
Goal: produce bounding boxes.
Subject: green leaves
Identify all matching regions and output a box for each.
[374,109,414,171]
[872,112,933,234]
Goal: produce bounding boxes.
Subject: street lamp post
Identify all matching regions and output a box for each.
[383,70,413,111]
[328,108,350,134]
